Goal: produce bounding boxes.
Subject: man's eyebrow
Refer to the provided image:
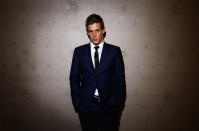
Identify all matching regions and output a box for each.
[88,29,101,32]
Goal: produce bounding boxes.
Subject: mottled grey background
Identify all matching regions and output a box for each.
[0,0,198,131]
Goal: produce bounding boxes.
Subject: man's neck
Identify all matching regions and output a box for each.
[90,41,104,46]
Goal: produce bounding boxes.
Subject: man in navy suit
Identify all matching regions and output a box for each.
[69,14,126,131]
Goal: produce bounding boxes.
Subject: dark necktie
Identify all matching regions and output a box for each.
[94,46,99,70]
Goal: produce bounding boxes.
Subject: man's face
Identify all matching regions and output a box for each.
[87,23,105,45]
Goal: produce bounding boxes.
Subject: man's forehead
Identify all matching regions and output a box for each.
[88,23,102,29]
[88,23,101,26]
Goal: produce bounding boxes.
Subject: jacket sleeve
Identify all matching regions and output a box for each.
[69,48,81,112]
[114,47,126,110]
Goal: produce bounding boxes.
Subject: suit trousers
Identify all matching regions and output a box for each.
[78,97,121,131]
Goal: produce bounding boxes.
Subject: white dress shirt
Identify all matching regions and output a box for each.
[90,41,104,96]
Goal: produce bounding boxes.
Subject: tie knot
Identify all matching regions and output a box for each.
[94,46,99,50]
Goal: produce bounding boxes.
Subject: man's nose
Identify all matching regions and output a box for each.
[93,31,97,37]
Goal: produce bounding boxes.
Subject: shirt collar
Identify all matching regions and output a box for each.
[90,41,104,49]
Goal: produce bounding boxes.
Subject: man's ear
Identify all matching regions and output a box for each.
[87,31,90,39]
[103,27,106,34]
[87,34,90,39]
[103,27,106,38]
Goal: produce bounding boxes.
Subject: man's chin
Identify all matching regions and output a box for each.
[92,41,100,45]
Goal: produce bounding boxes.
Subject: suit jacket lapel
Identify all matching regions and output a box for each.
[85,44,95,72]
[98,43,109,73]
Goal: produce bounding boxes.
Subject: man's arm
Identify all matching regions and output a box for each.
[114,47,126,110]
[69,48,81,112]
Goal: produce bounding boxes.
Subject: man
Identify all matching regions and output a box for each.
[69,14,126,131]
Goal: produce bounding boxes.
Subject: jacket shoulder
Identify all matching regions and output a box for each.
[73,44,89,55]
[75,43,89,50]
[105,43,121,52]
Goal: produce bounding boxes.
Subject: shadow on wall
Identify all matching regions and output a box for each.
[0,1,79,131]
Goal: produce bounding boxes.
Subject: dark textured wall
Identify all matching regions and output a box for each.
[0,0,198,131]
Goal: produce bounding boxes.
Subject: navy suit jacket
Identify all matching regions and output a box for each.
[69,42,126,113]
